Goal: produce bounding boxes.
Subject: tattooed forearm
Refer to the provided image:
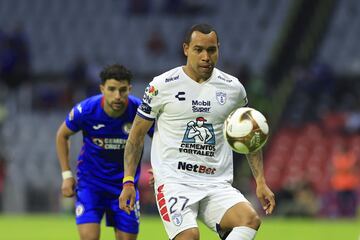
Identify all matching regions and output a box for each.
[123,115,153,176]
[246,150,265,182]
[124,136,144,176]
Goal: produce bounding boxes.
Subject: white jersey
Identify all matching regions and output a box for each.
[137,66,248,185]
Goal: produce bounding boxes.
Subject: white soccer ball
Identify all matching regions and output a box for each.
[223,107,269,154]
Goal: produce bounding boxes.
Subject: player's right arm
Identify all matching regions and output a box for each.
[119,115,154,214]
[56,122,76,198]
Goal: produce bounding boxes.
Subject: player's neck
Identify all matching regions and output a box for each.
[182,66,208,83]
[103,104,125,118]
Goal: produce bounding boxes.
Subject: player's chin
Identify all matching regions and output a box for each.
[199,66,213,76]
[112,103,124,110]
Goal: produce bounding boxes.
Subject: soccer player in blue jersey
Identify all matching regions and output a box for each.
[56,64,151,240]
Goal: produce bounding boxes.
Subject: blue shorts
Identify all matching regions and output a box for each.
[75,187,140,234]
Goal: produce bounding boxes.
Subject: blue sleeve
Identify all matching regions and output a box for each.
[65,104,83,132]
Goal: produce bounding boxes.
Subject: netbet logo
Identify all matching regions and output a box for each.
[177,161,216,175]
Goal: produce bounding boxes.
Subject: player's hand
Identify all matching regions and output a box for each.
[148,168,155,187]
[61,177,76,198]
[119,184,136,215]
[256,182,275,215]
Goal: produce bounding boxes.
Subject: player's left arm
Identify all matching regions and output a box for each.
[119,114,154,214]
[246,149,275,215]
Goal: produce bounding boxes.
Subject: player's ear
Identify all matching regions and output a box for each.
[99,84,104,94]
[128,84,132,92]
[183,43,189,57]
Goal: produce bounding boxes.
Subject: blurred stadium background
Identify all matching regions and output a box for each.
[0,0,359,239]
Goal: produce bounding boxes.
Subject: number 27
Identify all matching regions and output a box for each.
[168,196,189,214]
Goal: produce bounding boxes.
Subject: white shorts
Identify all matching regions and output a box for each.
[154,182,249,239]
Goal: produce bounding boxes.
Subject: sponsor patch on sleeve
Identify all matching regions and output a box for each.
[138,102,152,114]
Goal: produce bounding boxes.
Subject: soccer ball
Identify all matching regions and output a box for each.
[223,107,269,154]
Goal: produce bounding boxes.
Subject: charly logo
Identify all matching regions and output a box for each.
[215,91,226,105]
[171,212,183,226]
[175,92,185,101]
[75,204,85,217]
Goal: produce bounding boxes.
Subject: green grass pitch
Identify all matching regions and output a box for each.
[0,214,359,239]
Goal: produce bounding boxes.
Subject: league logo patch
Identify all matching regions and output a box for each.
[75,204,85,217]
[143,84,158,104]
[171,212,183,226]
[147,85,158,96]
[216,91,226,105]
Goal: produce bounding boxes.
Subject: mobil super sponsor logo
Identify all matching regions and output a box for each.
[179,117,216,157]
[192,100,211,113]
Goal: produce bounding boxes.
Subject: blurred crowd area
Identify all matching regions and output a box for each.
[0,0,359,218]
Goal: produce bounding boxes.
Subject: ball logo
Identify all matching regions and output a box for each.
[75,204,85,217]
[223,107,269,154]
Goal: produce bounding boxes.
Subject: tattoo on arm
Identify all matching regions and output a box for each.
[246,152,264,180]
[124,138,144,175]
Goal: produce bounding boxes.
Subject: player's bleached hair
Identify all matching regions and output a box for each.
[100,64,133,84]
[184,23,219,45]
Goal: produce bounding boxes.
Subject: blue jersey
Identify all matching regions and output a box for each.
[66,94,149,195]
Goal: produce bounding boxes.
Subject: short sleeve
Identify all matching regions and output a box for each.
[65,104,83,132]
[238,83,248,107]
[137,80,163,121]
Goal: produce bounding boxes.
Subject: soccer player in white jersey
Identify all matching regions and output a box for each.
[120,23,275,240]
